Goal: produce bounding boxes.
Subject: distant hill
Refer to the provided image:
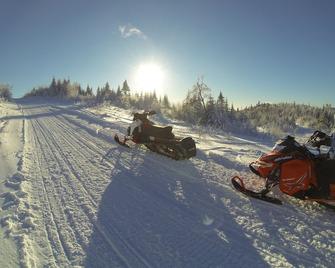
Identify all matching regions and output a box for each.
[242,102,335,136]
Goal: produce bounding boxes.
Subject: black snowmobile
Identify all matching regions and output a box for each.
[114,111,196,160]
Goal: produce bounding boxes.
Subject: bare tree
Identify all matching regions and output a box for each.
[192,77,210,115]
[0,84,12,101]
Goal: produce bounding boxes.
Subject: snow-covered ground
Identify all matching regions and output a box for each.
[0,101,24,268]
[0,98,334,267]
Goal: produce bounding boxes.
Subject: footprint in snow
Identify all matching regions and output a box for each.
[202,215,214,226]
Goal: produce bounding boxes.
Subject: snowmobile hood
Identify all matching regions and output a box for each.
[249,151,284,178]
[250,135,308,179]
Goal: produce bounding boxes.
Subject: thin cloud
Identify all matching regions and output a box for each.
[118,24,147,40]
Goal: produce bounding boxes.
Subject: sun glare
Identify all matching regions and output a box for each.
[133,63,165,93]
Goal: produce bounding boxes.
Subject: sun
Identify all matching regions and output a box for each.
[133,62,165,93]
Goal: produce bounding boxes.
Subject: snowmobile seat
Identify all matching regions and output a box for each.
[143,125,174,139]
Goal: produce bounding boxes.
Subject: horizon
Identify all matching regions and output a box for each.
[11,76,335,110]
[1,0,334,108]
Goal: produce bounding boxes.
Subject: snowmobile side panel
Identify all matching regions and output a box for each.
[114,133,196,160]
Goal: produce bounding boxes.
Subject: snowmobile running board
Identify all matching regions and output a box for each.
[114,134,177,147]
[231,176,283,205]
[114,133,196,160]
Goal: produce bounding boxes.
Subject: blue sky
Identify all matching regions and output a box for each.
[1,0,334,107]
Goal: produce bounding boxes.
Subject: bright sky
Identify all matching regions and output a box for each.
[1,0,334,107]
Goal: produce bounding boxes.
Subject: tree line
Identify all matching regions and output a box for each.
[243,102,335,136]
[21,77,335,136]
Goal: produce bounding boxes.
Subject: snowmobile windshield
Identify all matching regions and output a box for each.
[272,136,296,152]
[272,142,288,153]
[271,135,309,156]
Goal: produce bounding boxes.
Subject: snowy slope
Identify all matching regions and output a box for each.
[0,98,334,268]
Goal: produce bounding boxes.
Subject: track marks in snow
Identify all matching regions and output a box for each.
[29,106,261,267]
[29,113,124,266]
[22,105,154,267]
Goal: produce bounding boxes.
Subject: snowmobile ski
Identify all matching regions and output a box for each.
[114,134,130,148]
[231,176,283,205]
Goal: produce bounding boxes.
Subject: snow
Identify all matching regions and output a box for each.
[0,98,334,267]
[0,101,23,267]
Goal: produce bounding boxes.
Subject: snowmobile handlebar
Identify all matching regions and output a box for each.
[306,130,331,148]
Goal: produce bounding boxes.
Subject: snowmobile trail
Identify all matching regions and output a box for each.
[23,104,148,267]
[4,99,333,267]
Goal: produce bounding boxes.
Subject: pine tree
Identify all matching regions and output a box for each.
[57,79,63,97]
[50,77,57,96]
[101,82,112,101]
[121,80,130,96]
[86,85,93,96]
[162,94,170,108]
[116,86,122,97]
[206,95,216,125]
[96,87,101,102]
[104,82,111,92]
[217,91,225,109]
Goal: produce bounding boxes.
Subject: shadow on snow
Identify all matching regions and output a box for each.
[84,148,269,267]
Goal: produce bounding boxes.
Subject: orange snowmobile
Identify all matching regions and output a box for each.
[232,131,335,206]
